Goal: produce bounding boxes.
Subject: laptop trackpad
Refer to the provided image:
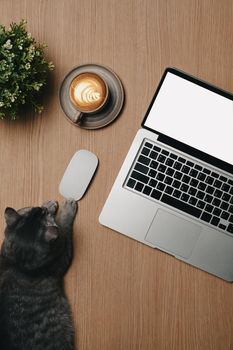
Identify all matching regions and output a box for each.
[145,209,202,259]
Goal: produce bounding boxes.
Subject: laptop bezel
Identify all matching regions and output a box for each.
[141,67,233,174]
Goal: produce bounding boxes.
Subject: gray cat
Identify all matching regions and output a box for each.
[0,199,77,350]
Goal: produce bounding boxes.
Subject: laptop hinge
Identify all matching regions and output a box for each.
[157,133,233,175]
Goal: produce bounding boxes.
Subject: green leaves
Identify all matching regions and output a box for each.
[0,19,54,120]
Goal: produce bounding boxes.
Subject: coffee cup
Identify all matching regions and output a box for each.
[69,72,109,123]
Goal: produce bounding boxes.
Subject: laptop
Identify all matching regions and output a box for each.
[99,67,233,282]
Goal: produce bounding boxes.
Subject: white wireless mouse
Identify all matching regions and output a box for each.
[59,150,98,201]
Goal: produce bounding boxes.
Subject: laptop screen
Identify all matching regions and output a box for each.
[144,71,233,166]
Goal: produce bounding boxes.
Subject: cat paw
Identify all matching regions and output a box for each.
[56,199,78,228]
[62,199,78,217]
[61,199,78,219]
[42,200,59,215]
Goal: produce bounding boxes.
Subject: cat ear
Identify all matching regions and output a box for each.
[4,207,20,226]
[45,226,58,242]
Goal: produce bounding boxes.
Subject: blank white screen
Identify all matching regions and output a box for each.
[144,72,233,165]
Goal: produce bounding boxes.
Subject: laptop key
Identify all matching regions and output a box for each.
[165,186,173,195]
[150,189,162,200]
[164,176,173,185]
[206,176,214,185]
[126,178,136,188]
[205,204,213,213]
[183,175,190,184]
[220,175,227,182]
[181,193,189,202]
[213,179,222,188]
[220,201,229,211]
[214,189,222,198]
[198,173,206,181]
[211,172,219,178]
[150,151,158,160]
[141,147,150,156]
[221,183,230,192]
[188,187,197,196]
[174,161,182,170]
[222,193,230,202]
[196,191,205,199]
[166,168,175,176]
[180,184,189,192]
[221,211,229,220]
[229,205,233,214]
[148,169,157,178]
[187,161,194,167]
[135,163,149,175]
[149,179,157,188]
[161,194,201,218]
[197,200,205,209]
[189,196,197,205]
[201,212,212,223]
[190,169,198,178]
[174,171,182,180]
[178,157,185,163]
[173,190,182,198]
[227,224,233,234]
[213,208,221,216]
[195,164,202,171]
[157,173,165,181]
[162,149,169,156]
[145,142,153,148]
[212,198,221,207]
[211,216,220,226]
[222,183,230,192]
[219,224,226,230]
[150,161,159,169]
[135,182,144,192]
[153,145,161,152]
[143,186,152,195]
[131,171,149,184]
[138,155,150,165]
[204,194,213,203]
[158,155,166,163]
[173,180,181,189]
[206,185,214,194]
[157,182,165,191]
[158,164,166,173]
[203,168,211,175]
[190,179,198,187]
[198,182,206,191]
[165,158,174,167]
[182,165,190,174]
[170,153,178,160]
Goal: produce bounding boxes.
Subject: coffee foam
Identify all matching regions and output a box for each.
[70,73,107,112]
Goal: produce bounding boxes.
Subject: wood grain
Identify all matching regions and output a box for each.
[1,0,233,349]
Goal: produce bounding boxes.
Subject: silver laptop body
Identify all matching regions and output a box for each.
[99,68,233,282]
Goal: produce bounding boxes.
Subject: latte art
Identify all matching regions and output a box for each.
[76,81,101,105]
[70,73,108,112]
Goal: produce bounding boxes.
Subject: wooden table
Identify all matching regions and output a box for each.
[1,1,233,349]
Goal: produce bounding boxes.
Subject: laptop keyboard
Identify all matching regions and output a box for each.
[125,139,233,235]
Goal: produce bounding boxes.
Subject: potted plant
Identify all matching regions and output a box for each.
[0,19,54,120]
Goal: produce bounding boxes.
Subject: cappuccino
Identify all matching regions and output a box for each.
[69,72,108,113]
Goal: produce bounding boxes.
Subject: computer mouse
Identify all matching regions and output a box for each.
[59,150,98,201]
